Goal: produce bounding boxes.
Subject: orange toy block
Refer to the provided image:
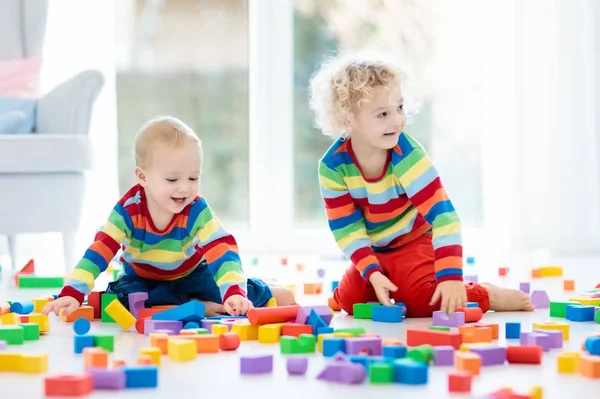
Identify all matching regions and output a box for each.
[328,297,341,311]
[83,347,109,369]
[459,326,492,343]
[152,305,176,310]
[448,370,472,393]
[247,305,300,325]
[473,323,499,339]
[149,333,170,355]
[580,355,600,378]
[456,307,483,323]
[0,301,10,315]
[60,306,95,323]
[258,323,283,343]
[303,283,323,295]
[139,347,162,365]
[406,329,463,349]
[113,359,126,368]
[506,346,542,364]
[219,332,241,351]
[176,334,220,353]
[281,323,313,337]
[563,279,575,291]
[45,374,93,397]
[456,352,481,376]
[531,268,541,278]
[137,355,154,365]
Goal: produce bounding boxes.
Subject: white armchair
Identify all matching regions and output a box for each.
[0,0,104,273]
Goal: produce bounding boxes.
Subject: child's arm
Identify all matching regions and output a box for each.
[394,132,463,282]
[319,161,383,281]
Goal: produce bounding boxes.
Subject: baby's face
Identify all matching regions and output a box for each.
[142,142,202,215]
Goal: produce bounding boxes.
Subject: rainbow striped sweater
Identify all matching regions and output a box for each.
[58,184,247,304]
[318,131,463,282]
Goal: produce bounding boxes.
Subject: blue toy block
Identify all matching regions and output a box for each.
[383,345,407,359]
[347,355,369,370]
[368,356,391,366]
[122,366,158,388]
[317,327,334,335]
[306,309,327,335]
[566,305,595,322]
[151,300,205,322]
[393,358,428,385]
[466,256,475,264]
[331,281,339,291]
[74,335,95,354]
[466,302,479,308]
[505,322,521,339]
[206,315,247,320]
[52,294,58,300]
[323,337,346,357]
[372,305,404,322]
[585,336,600,356]
[73,318,91,336]
[10,300,34,314]
[183,321,200,329]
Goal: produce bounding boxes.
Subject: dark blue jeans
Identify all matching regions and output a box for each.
[105,261,272,310]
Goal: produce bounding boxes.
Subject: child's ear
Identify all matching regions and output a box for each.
[134,166,147,187]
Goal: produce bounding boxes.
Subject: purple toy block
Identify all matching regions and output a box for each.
[533,329,562,349]
[152,329,176,335]
[287,357,308,375]
[530,290,550,309]
[218,320,235,331]
[201,319,218,330]
[127,292,148,319]
[469,346,506,366]
[464,275,478,283]
[143,320,183,336]
[519,332,531,346]
[316,353,366,384]
[295,306,333,325]
[240,354,273,374]
[345,337,382,356]
[88,368,126,390]
[519,282,530,294]
[0,340,6,350]
[433,345,454,366]
[432,310,465,327]
[527,332,551,351]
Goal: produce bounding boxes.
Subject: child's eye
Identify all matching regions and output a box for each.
[398,104,404,111]
[166,179,177,182]
[189,177,199,182]
[378,112,387,118]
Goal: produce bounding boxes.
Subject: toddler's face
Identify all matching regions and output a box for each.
[349,84,406,151]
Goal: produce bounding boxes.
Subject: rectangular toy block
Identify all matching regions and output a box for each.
[532,321,570,340]
[563,279,575,291]
[448,370,472,393]
[531,268,541,278]
[458,325,491,344]
[211,324,229,335]
[466,302,479,308]
[456,352,481,375]
[21,323,40,340]
[295,305,333,325]
[21,353,48,373]
[428,325,450,331]
[74,335,95,354]
[328,297,341,311]
[144,319,183,336]
[331,280,339,291]
[0,325,24,344]
[505,322,521,339]
[149,333,169,355]
[334,327,366,336]
[539,266,562,277]
[322,337,346,357]
[174,334,220,353]
[231,322,256,341]
[45,374,94,397]
[1,312,21,325]
[533,329,563,348]
[101,293,118,323]
[469,346,506,366]
[549,301,571,318]
[433,345,454,366]
[318,327,334,335]
[0,353,22,371]
[139,347,161,365]
[93,334,114,352]
[247,305,300,325]
[280,334,316,354]
[266,298,277,307]
[352,303,379,319]
[88,368,126,390]
[432,310,465,327]
[498,267,508,276]
[104,300,136,330]
[568,297,600,306]
[258,323,283,343]
[392,358,428,385]
[240,354,273,374]
[87,291,103,319]
[122,366,158,388]
[28,313,49,332]
[382,345,407,359]
[557,352,579,373]
[566,304,595,322]
[18,275,64,288]
[307,309,327,334]
[370,363,394,384]
[345,337,383,356]
[580,355,600,378]
[281,323,313,337]
[60,306,95,323]
[406,329,463,349]
[168,338,197,361]
[303,283,323,295]
[372,305,404,322]
[83,347,109,369]
[151,300,205,323]
[474,322,498,339]
[138,308,166,320]
[506,345,542,364]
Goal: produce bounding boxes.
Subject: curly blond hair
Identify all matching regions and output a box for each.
[309,50,419,139]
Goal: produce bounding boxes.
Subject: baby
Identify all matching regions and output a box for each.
[43,116,295,317]
[309,51,533,317]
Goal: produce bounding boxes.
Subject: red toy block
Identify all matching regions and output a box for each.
[281,323,313,337]
[498,267,508,277]
[506,345,542,364]
[456,307,483,322]
[406,329,462,349]
[247,305,300,325]
[19,315,29,323]
[87,291,104,319]
[448,370,472,392]
[219,332,241,351]
[14,259,35,285]
[45,374,93,397]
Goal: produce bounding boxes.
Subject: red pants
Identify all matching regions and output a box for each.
[333,234,490,317]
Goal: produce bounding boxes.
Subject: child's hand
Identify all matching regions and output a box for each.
[429,280,467,315]
[41,296,80,317]
[368,271,398,306]
[223,294,253,316]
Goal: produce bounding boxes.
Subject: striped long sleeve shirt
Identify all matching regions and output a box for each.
[318,131,463,282]
[58,184,247,304]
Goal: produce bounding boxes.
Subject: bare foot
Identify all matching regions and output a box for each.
[481,283,535,311]
[197,300,225,317]
[271,286,297,306]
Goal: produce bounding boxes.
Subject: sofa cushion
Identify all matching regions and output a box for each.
[0,134,93,173]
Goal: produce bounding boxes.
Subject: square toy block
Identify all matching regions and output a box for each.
[140,347,161,365]
[550,301,571,318]
[406,329,462,349]
[469,346,506,366]
[61,306,95,323]
[122,366,158,388]
[530,290,550,309]
[370,363,394,384]
[563,279,575,291]
[83,347,109,369]
[533,329,563,349]
[557,352,579,373]
[456,352,481,375]
[303,283,323,295]
[168,339,197,362]
[18,275,64,288]
[87,368,126,389]
[580,355,600,378]
[105,300,136,330]
[406,345,434,363]
[372,305,404,322]
[21,353,48,373]
[352,303,379,319]
[539,266,562,277]
[448,370,472,393]
[295,305,333,325]
[101,293,118,323]
[566,305,595,322]
[382,345,407,359]
[498,267,508,276]
[433,346,455,366]
[392,358,428,385]
[149,333,169,355]
[231,322,255,341]
[532,321,569,340]
[505,322,521,339]
[128,292,148,319]
[21,323,40,340]
[282,323,313,337]
[0,353,22,371]
[87,291,103,319]
[1,312,20,325]
[280,334,316,354]
[28,313,49,332]
[211,324,229,335]
[258,323,283,343]
[240,354,274,374]
[0,325,24,344]
[432,310,465,327]
[45,374,94,397]
[519,282,530,294]
[151,300,205,322]
[345,337,382,356]
[323,337,346,357]
[74,335,95,354]
[93,335,114,352]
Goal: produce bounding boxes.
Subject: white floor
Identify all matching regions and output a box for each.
[0,248,599,398]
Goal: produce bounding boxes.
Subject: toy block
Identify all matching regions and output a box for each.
[87,368,126,389]
[139,347,161,365]
[303,283,322,295]
[0,340,6,350]
[306,309,327,334]
[406,328,462,349]
[0,301,10,315]
[211,324,229,335]
[406,344,434,363]
[256,323,282,344]
[382,345,407,359]
[45,374,94,397]
[149,333,169,355]
[334,327,366,336]
[61,305,95,323]
[568,296,600,306]
[352,303,379,319]
[432,310,465,327]
[533,321,570,340]
[372,305,404,322]
[429,325,450,331]
[180,328,203,335]
[101,293,118,323]
[585,336,600,355]
[265,298,277,307]
[392,358,428,385]
[466,302,479,308]
[331,280,339,291]
[1,312,21,325]
[505,322,521,339]
[295,305,333,325]
[144,319,183,336]
[10,300,34,314]
[563,279,575,291]
[240,354,273,374]
[370,363,394,383]
[19,315,28,324]
[531,268,541,278]
[566,304,595,321]
[345,337,382,356]
[469,346,506,366]
[550,301,571,318]
[580,355,600,378]
[219,332,241,351]
[459,325,492,343]
[527,332,551,351]
[433,345,455,366]
[122,366,158,388]
[519,282,530,294]
[448,370,472,393]
[498,267,508,276]
[506,345,542,364]
[0,325,24,344]
[73,318,91,336]
[87,291,103,319]
[247,305,300,325]
[168,338,197,362]
[201,319,218,330]
[328,297,341,311]
[113,359,126,368]
[0,353,22,371]
[83,347,109,369]
[281,334,316,354]
[318,327,336,335]
[151,305,176,310]
[231,322,252,341]
[74,335,95,354]
[21,322,40,340]
[322,337,346,357]
[455,352,481,375]
[13,259,35,286]
[194,334,220,353]
[474,322,498,339]
[287,357,308,375]
[455,307,482,323]
[530,290,550,308]
[317,353,367,384]
[539,266,562,277]
[18,275,64,288]
[151,300,205,323]
[533,329,562,348]
[21,353,48,373]
[137,355,153,365]
[557,352,579,373]
[318,333,334,352]
[183,321,201,329]
[93,334,114,352]
[281,323,313,337]
[347,354,369,369]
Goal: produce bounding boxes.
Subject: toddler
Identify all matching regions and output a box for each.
[43,116,295,318]
[309,51,534,317]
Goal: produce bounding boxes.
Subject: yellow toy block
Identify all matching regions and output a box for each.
[530,386,543,399]
[557,352,579,373]
[318,333,334,352]
[231,322,249,341]
[258,323,283,344]
[532,321,569,340]
[139,347,161,366]
[21,354,48,373]
[460,343,493,352]
[539,266,562,277]
[332,332,354,339]
[1,312,21,325]
[105,300,136,330]
[284,284,296,295]
[568,297,600,306]
[266,298,278,307]
[28,313,49,332]
[211,324,229,336]
[168,339,197,362]
[32,298,49,313]
[0,353,22,371]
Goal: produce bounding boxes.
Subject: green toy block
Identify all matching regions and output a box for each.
[17,275,64,288]
[334,327,366,337]
[428,325,451,331]
[596,309,600,324]
[369,363,394,383]
[93,334,114,352]
[101,294,117,323]
[550,301,571,318]
[280,334,316,354]
[0,325,24,344]
[113,269,119,281]
[406,344,434,364]
[353,303,379,319]
[21,323,40,341]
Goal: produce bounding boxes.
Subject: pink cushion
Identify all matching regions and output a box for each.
[0,56,42,99]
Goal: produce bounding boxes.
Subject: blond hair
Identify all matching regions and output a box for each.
[134,116,202,167]
[309,50,419,139]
